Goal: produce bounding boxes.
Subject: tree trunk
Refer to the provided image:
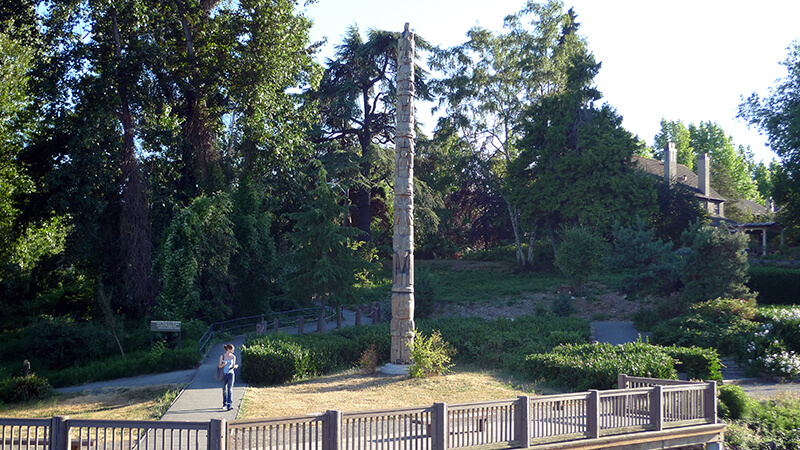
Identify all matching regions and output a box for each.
[546,216,558,260]
[111,8,155,314]
[526,227,536,269]
[507,201,526,268]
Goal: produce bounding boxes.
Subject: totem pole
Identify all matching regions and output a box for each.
[390,23,416,366]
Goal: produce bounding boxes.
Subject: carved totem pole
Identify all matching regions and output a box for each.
[391,23,415,365]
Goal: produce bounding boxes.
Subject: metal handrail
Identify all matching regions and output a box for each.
[198,306,338,357]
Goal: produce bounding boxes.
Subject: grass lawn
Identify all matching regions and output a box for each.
[240,367,533,419]
[0,384,183,420]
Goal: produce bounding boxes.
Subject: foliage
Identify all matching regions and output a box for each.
[41,345,199,388]
[718,384,752,420]
[155,194,238,323]
[413,265,438,319]
[653,119,695,170]
[357,343,379,375]
[689,121,761,202]
[608,220,680,295]
[652,298,758,359]
[524,341,679,391]
[679,222,752,302]
[312,25,430,240]
[241,338,317,386]
[747,266,800,305]
[419,315,590,375]
[665,345,723,381]
[554,225,609,292]
[724,395,800,449]
[241,324,391,385]
[740,40,800,233]
[24,317,114,370]
[647,177,708,244]
[550,293,575,317]
[408,330,456,378]
[287,161,375,307]
[0,374,54,404]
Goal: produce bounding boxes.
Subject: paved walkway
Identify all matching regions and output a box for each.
[56,308,373,421]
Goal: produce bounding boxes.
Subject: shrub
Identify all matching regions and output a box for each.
[25,317,113,370]
[408,330,455,378]
[679,222,752,302]
[358,344,379,375]
[666,346,722,381]
[414,266,438,319]
[524,341,678,391]
[555,225,609,293]
[747,266,800,305]
[717,384,752,420]
[241,338,316,386]
[551,293,575,317]
[0,374,54,403]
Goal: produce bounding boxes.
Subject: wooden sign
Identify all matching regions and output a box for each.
[151,321,181,332]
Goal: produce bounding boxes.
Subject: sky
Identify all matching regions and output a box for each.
[301,0,800,164]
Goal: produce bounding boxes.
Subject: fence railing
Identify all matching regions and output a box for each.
[198,303,383,357]
[0,375,721,450]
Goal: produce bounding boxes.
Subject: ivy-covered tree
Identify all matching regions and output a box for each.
[155,194,238,323]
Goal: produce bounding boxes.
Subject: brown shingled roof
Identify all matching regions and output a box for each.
[631,155,726,202]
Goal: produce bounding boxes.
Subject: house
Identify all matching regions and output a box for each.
[633,143,784,254]
[632,142,727,219]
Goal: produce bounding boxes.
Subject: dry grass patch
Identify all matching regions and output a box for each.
[0,384,183,420]
[241,368,531,419]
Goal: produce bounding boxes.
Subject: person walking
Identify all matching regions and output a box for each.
[218,343,238,410]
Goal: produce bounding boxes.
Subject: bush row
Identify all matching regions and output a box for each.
[523,341,721,391]
[747,266,800,305]
[39,344,200,388]
[241,316,590,386]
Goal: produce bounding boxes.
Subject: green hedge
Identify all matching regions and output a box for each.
[241,324,390,386]
[523,341,721,391]
[747,266,800,305]
[240,316,590,386]
[40,344,200,388]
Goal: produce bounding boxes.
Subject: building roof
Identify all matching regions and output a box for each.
[729,198,769,217]
[631,156,727,202]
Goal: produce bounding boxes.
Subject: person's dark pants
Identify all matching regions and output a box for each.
[222,372,234,408]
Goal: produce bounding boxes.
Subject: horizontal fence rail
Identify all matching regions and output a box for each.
[0,375,722,450]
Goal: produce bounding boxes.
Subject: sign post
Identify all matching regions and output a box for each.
[150,321,182,350]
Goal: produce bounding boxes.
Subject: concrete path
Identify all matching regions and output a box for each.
[56,308,373,421]
[589,321,651,345]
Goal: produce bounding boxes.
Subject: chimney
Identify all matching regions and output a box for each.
[664,142,677,184]
[698,153,710,196]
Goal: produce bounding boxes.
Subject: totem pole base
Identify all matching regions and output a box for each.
[379,363,410,376]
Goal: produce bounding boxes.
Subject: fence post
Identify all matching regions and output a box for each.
[617,374,627,389]
[650,386,664,431]
[50,416,69,450]
[323,410,342,450]
[273,318,279,333]
[355,309,362,326]
[704,381,717,423]
[337,305,342,329]
[374,302,381,322]
[587,390,600,439]
[209,418,226,450]
[432,402,448,450]
[515,395,531,448]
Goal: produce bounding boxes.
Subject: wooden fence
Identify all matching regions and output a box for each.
[0,375,723,450]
